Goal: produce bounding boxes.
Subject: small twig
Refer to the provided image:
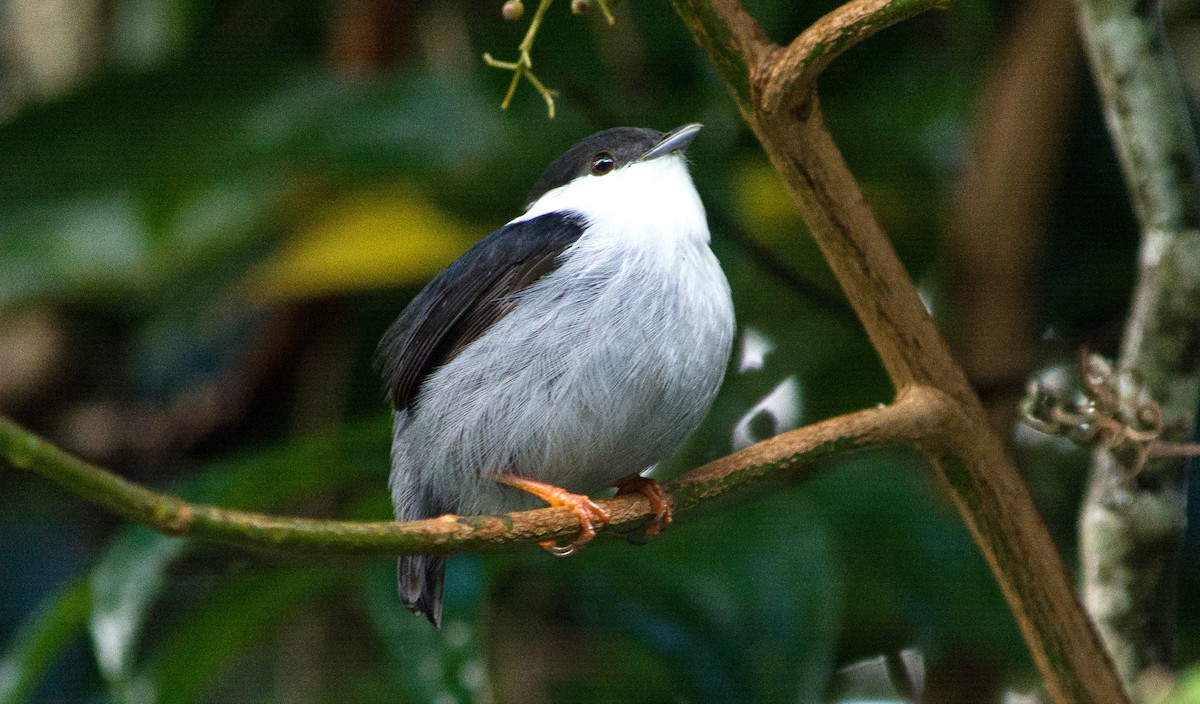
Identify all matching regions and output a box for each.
[595,0,615,24]
[760,0,952,115]
[484,0,560,117]
[1147,442,1200,459]
[572,0,616,24]
[1020,349,1169,476]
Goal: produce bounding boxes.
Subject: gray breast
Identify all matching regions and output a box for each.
[392,233,734,517]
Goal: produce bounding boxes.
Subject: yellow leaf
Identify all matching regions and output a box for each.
[732,158,806,246]
[733,157,920,247]
[245,187,482,305]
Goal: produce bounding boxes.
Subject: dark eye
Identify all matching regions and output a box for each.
[590,152,615,175]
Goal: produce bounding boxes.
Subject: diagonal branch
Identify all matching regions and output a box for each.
[669,0,777,124]
[0,388,951,556]
[671,0,1129,702]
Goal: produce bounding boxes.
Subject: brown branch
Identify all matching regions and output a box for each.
[760,103,971,393]
[1146,442,1200,460]
[669,0,776,124]
[759,91,1126,704]
[0,390,946,556]
[760,0,952,114]
[671,0,1128,702]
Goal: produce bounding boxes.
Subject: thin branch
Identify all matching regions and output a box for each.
[483,0,559,117]
[0,390,947,556]
[1146,442,1200,459]
[760,0,952,114]
[587,0,616,25]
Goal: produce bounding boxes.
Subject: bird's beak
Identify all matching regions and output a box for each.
[641,123,702,161]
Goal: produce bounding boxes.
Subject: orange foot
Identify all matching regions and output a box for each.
[614,475,673,537]
[497,473,611,557]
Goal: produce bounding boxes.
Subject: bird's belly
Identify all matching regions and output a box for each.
[397,248,734,517]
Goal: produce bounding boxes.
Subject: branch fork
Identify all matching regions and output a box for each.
[671,0,1129,701]
[484,0,560,117]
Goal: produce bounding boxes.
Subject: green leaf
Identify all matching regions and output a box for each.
[146,568,343,704]
[84,415,390,701]
[1166,665,1200,704]
[0,579,90,704]
[488,488,841,702]
[361,560,491,704]
[89,528,189,699]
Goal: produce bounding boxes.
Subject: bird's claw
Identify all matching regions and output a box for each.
[496,473,610,557]
[540,542,580,557]
[538,495,610,558]
[614,474,673,538]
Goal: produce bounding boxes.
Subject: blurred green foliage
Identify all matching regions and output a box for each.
[1,0,1196,702]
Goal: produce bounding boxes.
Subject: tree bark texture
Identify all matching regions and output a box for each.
[1074,0,1200,695]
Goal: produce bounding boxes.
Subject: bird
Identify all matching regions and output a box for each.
[376,123,735,627]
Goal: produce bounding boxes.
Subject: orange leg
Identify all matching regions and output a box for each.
[614,474,673,537]
[496,473,611,557]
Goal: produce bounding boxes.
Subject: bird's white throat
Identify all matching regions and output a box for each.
[514,154,709,247]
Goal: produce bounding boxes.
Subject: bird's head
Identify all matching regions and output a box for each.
[518,124,707,239]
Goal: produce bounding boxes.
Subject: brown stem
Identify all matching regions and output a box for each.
[672,0,1128,701]
[761,0,952,114]
[1146,442,1200,459]
[762,93,1125,704]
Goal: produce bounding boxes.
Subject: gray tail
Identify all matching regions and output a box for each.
[398,555,446,628]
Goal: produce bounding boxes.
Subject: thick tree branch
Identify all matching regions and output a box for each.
[671,0,1128,702]
[0,389,947,556]
[1074,0,1200,695]
[669,0,776,124]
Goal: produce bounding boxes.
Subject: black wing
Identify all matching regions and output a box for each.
[376,212,587,412]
